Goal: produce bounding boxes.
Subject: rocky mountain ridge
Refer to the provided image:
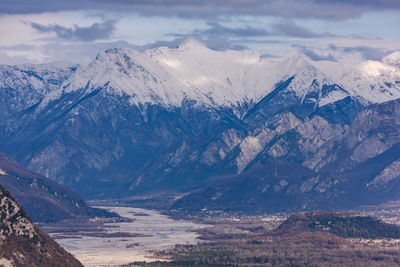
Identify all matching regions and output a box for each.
[1,40,400,212]
[174,99,400,212]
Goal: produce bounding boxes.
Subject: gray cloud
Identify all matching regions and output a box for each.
[23,37,248,64]
[0,44,36,51]
[27,40,140,64]
[0,52,35,65]
[145,36,248,51]
[171,21,328,42]
[294,43,394,62]
[2,0,400,20]
[314,0,400,8]
[195,22,270,37]
[200,37,249,51]
[272,21,335,38]
[30,20,116,42]
[167,22,270,50]
[293,45,337,61]
[341,45,392,61]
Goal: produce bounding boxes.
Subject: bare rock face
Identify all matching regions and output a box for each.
[175,99,400,212]
[0,185,35,241]
[0,184,83,267]
[307,99,400,172]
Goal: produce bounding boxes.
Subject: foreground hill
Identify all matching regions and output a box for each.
[0,151,115,222]
[277,211,400,239]
[0,184,83,266]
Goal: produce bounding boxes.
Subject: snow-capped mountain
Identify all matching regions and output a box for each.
[0,62,77,120]
[37,39,400,112]
[1,40,400,211]
[42,39,276,110]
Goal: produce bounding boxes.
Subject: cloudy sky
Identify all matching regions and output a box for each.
[0,0,399,64]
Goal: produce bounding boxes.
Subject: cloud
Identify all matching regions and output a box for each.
[314,0,400,8]
[0,51,35,65]
[272,21,335,38]
[199,37,249,51]
[170,21,333,44]
[293,45,337,61]
[33,37,249,64]
[144,36,248,51]
[195,22,270,37]
[35,40,141,63]
[0,44,36,51]
[0,37,245,65]
[2,0,400,20]
[293,43,394,62]
[340,45,392,61]
[326,44,393,61]
[30,19,117,42]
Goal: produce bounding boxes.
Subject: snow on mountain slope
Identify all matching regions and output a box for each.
[2,40,400,206]
[0,62,77,118]
[275,54,350,107]
[383,51,400,68]
[0,62,77,98]
[43,39,279,109]
[37,40,400,113]
[314,59,400,104]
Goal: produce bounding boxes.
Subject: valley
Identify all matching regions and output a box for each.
[40,206,206,266]
[1,36,400,267]
[2,1,400,266]
[130,209,400,266]
[36,198,400,266]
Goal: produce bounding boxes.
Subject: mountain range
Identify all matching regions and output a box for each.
[1,39,400,212]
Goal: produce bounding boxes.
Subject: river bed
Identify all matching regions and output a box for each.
[49,207,206,266]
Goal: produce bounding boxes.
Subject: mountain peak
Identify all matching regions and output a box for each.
[279,54,315,76]
[94,47,138,64]
[276,53,323,83]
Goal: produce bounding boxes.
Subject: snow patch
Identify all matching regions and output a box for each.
[383,51,400,67]
[360,60,398,77]
[5,41,400,113]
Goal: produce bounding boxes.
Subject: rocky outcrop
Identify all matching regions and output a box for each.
[0,184,83,267]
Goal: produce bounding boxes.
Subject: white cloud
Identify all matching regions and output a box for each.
[0,51,36,65]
